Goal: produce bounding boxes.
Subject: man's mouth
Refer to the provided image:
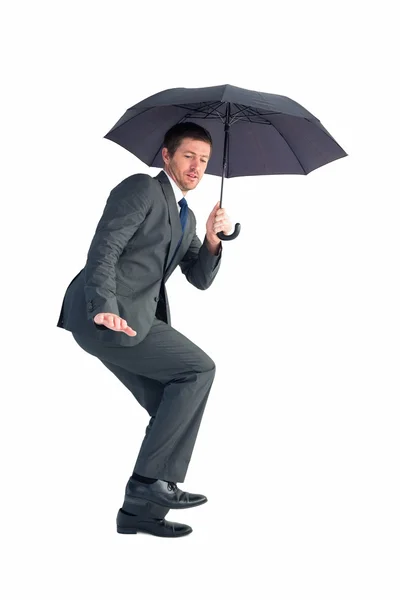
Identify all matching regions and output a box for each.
[187,173,197,180]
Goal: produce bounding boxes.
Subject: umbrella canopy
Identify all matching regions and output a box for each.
[104,84,347,240]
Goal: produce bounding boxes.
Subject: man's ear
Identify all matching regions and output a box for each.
[161,147,169,163]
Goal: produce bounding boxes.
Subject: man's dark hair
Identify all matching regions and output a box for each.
[163,122,213,157]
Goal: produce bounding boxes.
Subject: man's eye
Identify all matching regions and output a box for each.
[201,159,207,163]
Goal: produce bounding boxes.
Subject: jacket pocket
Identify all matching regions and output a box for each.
[115,277,135,297]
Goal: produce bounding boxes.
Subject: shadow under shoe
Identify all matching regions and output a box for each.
[116,509,192,537]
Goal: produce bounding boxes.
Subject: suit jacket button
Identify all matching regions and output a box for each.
[154,296,159,302]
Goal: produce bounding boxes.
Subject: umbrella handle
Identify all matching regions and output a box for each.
[217,223,241,241]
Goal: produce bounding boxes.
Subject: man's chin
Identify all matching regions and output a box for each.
[182,182,198,193]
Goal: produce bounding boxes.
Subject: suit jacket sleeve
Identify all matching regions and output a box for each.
[179,230,222,290]
[84,175,151,320]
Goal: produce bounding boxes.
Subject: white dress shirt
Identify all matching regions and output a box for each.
[163,169,225,256]
[162,169,230,240]
[163,170,186,206]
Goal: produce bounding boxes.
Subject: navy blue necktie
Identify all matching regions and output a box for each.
[166,197,189,271]
[178,197,188,232]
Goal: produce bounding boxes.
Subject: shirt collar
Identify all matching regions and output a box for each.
[163,170,186,205]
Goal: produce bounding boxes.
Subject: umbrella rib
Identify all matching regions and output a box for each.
[107,101,224,139]
[148,107,218,166]
[230,104,282,125]
[200,101,225,121]
[235,105,311,172]
[234,105,306,172]
[227,105,307,171]
[148,114,190,166]
[105,106,155,136]
[272,123,307,174]
[174,101,225,121]
[230,104,252,125]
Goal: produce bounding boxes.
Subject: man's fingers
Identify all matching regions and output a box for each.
[94,313,136,336]
[107,315,137,336]
[210,202,219,215]
[104,314,115,327]
[124,327,137,337]
[111,316,123,329]
[109,316,123,330]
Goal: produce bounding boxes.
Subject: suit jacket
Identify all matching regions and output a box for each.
[56,170,222,346]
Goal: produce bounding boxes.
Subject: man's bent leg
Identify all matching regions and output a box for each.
[72,318,216,483]
[133,366,216,482]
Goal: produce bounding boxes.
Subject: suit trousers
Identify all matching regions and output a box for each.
[72,316,216,483]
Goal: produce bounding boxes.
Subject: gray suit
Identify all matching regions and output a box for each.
[57,170,222,482]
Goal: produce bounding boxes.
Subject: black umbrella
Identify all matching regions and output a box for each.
[104,84,347,241]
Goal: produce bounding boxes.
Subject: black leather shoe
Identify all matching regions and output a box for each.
[116,509,192,537]
[123,478,207,516]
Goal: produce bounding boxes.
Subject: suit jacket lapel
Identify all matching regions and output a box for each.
[155,170,185,273]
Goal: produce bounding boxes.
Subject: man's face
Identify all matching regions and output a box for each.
[162,137,211,194]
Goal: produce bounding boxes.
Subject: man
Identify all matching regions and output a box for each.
[57,122,233,538]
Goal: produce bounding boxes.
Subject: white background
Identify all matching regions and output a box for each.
[1,1,399,598]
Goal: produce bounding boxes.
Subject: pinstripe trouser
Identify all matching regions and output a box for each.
[72,316,216,483]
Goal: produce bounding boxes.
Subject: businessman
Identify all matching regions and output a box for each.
[57,122,233,538]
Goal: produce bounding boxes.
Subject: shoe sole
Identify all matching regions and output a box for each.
[116,509,192,537]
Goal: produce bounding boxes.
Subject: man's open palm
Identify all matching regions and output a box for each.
[93,313,137,336]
